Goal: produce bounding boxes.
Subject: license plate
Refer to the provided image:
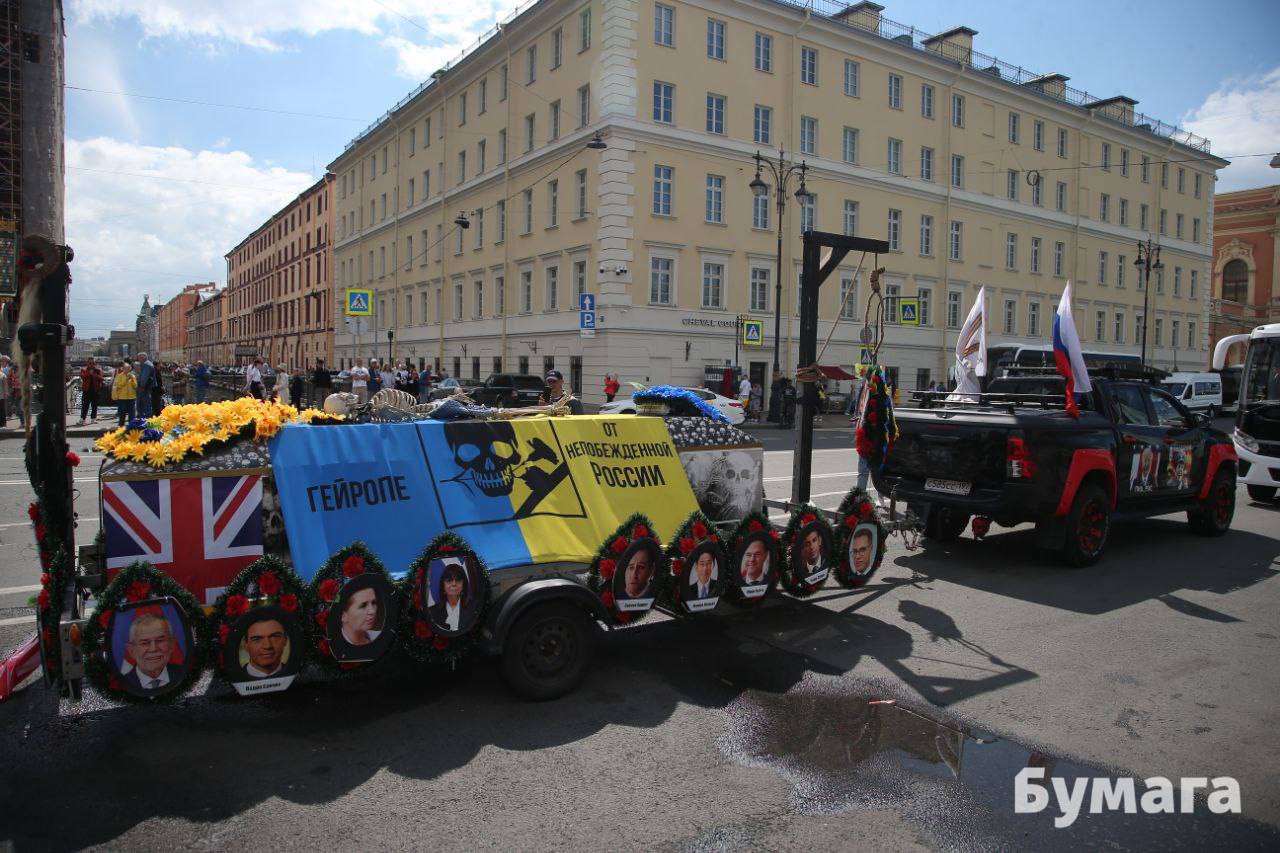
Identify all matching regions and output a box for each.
[925,478,971,495]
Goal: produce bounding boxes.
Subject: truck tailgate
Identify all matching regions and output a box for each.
[885,411,1009,488]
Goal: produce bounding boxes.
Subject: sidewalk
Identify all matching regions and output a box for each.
[0,415,119,440]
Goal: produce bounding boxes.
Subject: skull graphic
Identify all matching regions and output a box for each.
[444,421,523,497]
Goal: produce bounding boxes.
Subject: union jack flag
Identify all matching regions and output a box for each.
[103,475,264,604]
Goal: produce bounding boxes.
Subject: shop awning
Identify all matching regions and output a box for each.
[816,365,858,380]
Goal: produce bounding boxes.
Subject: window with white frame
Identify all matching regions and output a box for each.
[1140,203,1149,231]
[949,220,963,260]
[1193,218,1200,242]
[1028,301,1041,336]
[1057,127,1068,158]
[1120,149,1129,177]
[754,105,771,144]
[1101,143,1111,171]
[750,267,770,311]
[920,146,934,181]
[1161,162,1168,188]
[1054,241,1065,277]
[577,85,590,126]
[706,93,725,134]
[538,265,556,310]
[1177,167,1185,194]
[951,154,964,188]
[520,270,533,312]
[477,139,486,173]
[1188,321,1196,349]
[526,44,537,83]
[653,165,673,215]
[1190,270,1198,299]
[843,199,857,236]
[1055,181,1067,212]
[522,188,534,233]
[754,32,771,71]
[475,208,485,248]
[453,281,464,320]
[1119,198,1128,226]
[498,130,506,164]
[1008,112,1020,143]
[1176,213,1184,239]
[1005,233,1018,270]
[524,113,536,152]
[921,83,934,118]
[1033,120,1044,151]
[1155,317,1164,347]
[800,46,817,85]
[883,281,901,323]
[888,138,902,174]
[1159,208,1167,235]
[947,291,962,328]
[844,60,859,96]
[649,256,673,304]
[1100,193,1109,222]
[474,279,484,318]
[701,261,724,307]
[1031,176,1042,206]
[752,190,769,229]
[1007,169,1019,201]
[1141,156,1150,182]
[575,169,588,218]
[580,8,592,51]
[707,18,725,59]
[842,126,857,163]
[550,101,561,140]
[1098,250,1108,285]
[919,214,933,256]
[800,193,815,232]
[705,174,724,223]
[573,261,587,300]
[1096,309,1106,342]
[952,93,964,127]
[800,116,817,155]
[887,209,901,251]
[547,179,559,228]
[918,286,931,326]
[1031,236,1041,273]
[655,3,674,46]
[1117,255,1126,288]
[1194,173,1202,199]
[653,81,673,123]
[1114,312,1125,343]
[1003,298,1017,334]
[888,73,902,109]
[1135,314,1144,345]
[496,200,505,242]
[1174,266,1182,297]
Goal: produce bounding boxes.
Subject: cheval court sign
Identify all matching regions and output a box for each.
[270,416,699,580]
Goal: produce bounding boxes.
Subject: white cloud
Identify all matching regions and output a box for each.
[1183,67,1280,193]
[74,0,523,78]
[66,137,314,339]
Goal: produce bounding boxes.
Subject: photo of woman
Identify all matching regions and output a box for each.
[426,556,483,637]
[327,574,398,663]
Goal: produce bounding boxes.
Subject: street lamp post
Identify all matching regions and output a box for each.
[749,150,812,376]
[1134,238,1163,369]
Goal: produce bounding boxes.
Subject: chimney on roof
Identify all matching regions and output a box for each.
[1084,95,1139,125]
[921,25,977,65]
[1023,73,1070,99]
[831,2,884,33]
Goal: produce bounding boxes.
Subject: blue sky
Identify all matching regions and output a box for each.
[64,0,1280,339]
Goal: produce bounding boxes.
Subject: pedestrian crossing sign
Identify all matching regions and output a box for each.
[741,319,763,346]
[899,298,920,325]
[859,347,874,365]
[345,289,373,316]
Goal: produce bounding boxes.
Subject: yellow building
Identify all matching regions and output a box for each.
[329,0,1226,405]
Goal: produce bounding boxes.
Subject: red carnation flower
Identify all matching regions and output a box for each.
[748,519,764,531]
[610,536,628,554]
[770,529,779,540]
[340,662,361,671]
[40,572,50,589]
[258,571,281,596]
[801,513,817,526]
[971,517,991,539]
[97,610,112,630]
[615,611,632,624]
[679,536,695,555]
[224,594,250,618]
[598,558,616,580]
[317,639,332,657]
[439,544,455,553]
[108,675,123,692]
[39,551,51,570]
[633,523,650,539]
[34,523,46,544]
[414,619,433,640]
[671,558,684,577]
[859,502,874,519]
[342,555,365,577]
[27,503,39,521]
[65,451,81,467]
[691,520,708,539]
[125,580,151,602]
[843,515,858,529]
[279,593,299,613]
[413,589,423,610]
[41,628,53,647]
[315,609,330,628]
[867,398,877,410]
[318,578,340,602]
[601,590,615,609]
[708,534,718,543]
[218,623,231,645]
[432,635,450,650]
[37,589,49,610]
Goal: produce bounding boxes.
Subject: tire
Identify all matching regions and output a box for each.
[1207,405,1217,419]
[924,506,970,542]
[1189,469,1236,536]
[1058,483,1110,567]
[1246,484,1277,503]
[501,601,594,701]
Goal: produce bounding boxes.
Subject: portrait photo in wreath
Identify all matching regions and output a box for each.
[107,597,196,699]
[326,573,398,663]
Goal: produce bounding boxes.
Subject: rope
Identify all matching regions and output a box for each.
[814,250,867,367]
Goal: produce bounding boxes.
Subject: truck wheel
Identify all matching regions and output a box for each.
[1189,470,1236,536]
[501,601,594,701]
[924,506,969,542]
[1246,484,1277,503]
[1058,483,1110,567]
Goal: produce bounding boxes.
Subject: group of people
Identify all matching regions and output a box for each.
[344,356,438,405]
[100,353,215,426]
[0,355,23,429]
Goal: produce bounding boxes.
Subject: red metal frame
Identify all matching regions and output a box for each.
[1197,443,1238,500]
[1054,449,1117,517]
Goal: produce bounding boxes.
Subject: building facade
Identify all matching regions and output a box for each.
[134,295,159,358]
[157,282,217,362]
[1211,184,1279,364]
[186,288,229,366]
[329,0,1225,406]
[225,173,335,369]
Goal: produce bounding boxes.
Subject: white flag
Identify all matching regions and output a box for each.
[1053,281,1092,416]
[952,286,987,395]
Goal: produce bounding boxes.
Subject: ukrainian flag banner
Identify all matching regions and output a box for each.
[269,416,699,580]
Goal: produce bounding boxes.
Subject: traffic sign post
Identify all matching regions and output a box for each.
[740,319,763,346]
[899,298,919,325]
[345,289,373,316]
[579,294,596,338]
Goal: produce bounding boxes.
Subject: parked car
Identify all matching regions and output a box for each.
[599,386,746,425]
[469,374,548,407]
[428,377,465,400]
[878,370,1237,566]
[1162,372,1223,417]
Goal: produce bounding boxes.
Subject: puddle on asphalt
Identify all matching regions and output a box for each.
[720,688,1279,851]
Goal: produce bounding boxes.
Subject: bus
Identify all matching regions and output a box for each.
[1214,323,1280,502]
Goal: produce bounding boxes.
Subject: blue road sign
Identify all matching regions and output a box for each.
[580,310,596,329]
[579,293,595,312]
[741,319,763,346]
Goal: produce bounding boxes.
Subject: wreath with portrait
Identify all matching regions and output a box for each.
[82,561,207,703]
[726,511,781,605]
[663,511,728,614]
[833,487,888,588]
[586,513,667,624]
[399,532,492,666]
[779,504,836,598]
[210,555,310,680]
[307,542,400,674]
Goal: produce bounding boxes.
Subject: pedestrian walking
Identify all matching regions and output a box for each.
[135,353,156,418]
[737,374,751,413]
[193,360,210,403]
[367,359,383,395]
[170,364,189,406]
[750,381,763,423]
[289,368,305,409]
[311,358,332,408]
[112,361,137,427]
[350,358,370,404]
[77,356,104,424]
[246,358,265,400]
[604,373,620,403]
[418,365,432,403]
[0,355,17,427]
[274,364,291,405]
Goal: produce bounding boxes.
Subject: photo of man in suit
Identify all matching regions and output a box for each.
[243,616,289,678]
[689,549,718,599]
[851,526,876,576]
[740,538,770,585]
[796,526,828,578]
[618,544,656,600]
[122,612,183,693]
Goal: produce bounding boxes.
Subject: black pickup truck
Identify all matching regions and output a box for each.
[877,373,1239,565]
[469,374,547,408]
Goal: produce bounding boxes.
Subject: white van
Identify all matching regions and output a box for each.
[1162,372,1223,416]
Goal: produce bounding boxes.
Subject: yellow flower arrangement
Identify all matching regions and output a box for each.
[94,397,345,467]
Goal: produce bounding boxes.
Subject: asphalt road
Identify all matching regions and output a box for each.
[1,422,1278,851]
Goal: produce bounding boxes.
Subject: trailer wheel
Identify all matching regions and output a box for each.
[502,601,594,701]
[923,506,969,542]
[1058,483,1110,567]
[1189,470,1235,536]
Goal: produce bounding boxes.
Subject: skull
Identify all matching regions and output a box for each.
[713,450,760,518]
[445,421,523,497]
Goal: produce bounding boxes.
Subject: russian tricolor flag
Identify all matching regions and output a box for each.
[1052,281,1092,416]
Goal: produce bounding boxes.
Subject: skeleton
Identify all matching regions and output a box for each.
[443,422,565,508]
[682,449,761,521]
